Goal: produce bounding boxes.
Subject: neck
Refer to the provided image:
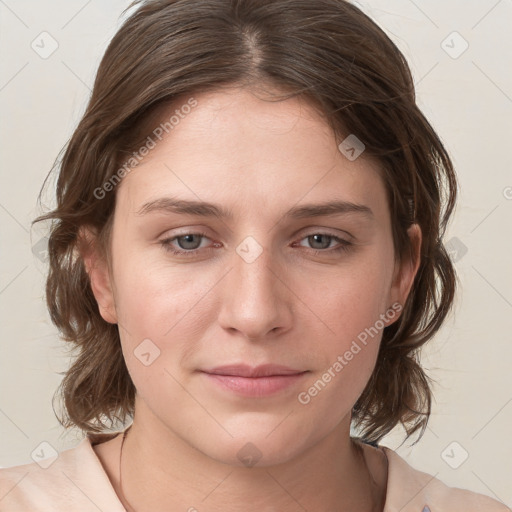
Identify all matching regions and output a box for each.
[115,411,383,511]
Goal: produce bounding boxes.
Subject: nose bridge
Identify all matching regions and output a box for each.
[218,234,287,339]
[233,234,280,305]
[237,236,275,290]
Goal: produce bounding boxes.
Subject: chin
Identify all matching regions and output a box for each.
[195,424,316,469]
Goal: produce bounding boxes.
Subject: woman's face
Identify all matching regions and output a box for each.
[87,86,420,466]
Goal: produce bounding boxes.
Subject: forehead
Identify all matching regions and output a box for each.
[115,87,388,220]
[131,86,332,156]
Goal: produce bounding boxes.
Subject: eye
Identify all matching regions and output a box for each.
[159,231,354,258]
[295,233,353,255]
[160,231,214,257]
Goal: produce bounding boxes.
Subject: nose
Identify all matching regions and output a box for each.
[217,238,292,341]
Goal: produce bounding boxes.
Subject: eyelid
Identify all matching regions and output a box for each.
[159,228,354,258]
[159,226,353,245]
[296,226,354,241]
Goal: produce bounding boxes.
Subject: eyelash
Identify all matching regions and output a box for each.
[159,231,354,258]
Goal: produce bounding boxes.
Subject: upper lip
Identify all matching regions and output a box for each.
[202,364,307,377]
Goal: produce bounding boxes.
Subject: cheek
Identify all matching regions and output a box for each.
[112,257,205,402]
[293,259,391,423]
[307,252,393,343]
[296,247,394,405]
[111,254,222,395]
[112,249,208,332]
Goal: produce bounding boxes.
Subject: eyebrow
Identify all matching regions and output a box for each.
[135,196,374,220]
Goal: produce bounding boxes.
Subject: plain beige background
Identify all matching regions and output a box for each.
[0,0,511,506]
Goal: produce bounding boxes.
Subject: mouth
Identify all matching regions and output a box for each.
[202,363,306,377]
[200,364,309,397]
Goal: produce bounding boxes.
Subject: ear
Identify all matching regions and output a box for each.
[78,225,118,324]
[384,223,422,325]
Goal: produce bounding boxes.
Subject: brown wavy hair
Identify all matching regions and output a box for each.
[33,0,458,445]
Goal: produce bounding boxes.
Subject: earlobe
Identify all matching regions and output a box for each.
[398,223,422,302]
[386,223,422,324]
[78,226,118,324]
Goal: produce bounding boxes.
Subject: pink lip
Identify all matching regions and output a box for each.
[200,364,309,397]
[204,364,305,377]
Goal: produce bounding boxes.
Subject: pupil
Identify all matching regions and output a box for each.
[311,234,330,249]
[180,234,200,249]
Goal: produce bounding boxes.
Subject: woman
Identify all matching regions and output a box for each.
[0,0,509,511]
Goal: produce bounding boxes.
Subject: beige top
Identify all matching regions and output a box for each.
[0,433,509,512]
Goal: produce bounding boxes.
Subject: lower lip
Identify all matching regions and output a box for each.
[202,372,308,397]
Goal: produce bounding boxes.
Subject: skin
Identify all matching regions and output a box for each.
[83,85,421,512]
